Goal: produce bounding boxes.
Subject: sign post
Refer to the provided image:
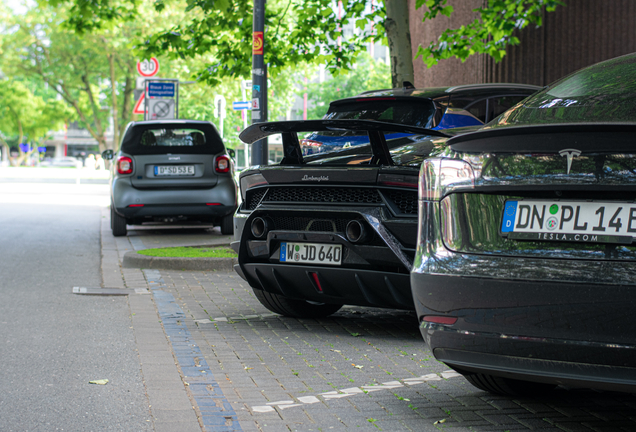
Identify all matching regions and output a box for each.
[213,95,226,138]
[251,0,268,166]
[144,79,179,121]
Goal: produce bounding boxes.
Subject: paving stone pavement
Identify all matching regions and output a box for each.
[104,213,636,431]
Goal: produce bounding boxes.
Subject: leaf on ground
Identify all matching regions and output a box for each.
[433,419,446,424]
[89,379,109,385]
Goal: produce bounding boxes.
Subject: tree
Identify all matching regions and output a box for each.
[47,0,562,90]
[301,53,391,119]
[0,79,73,166]
[0,4,139,152]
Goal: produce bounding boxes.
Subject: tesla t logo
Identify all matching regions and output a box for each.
[558,148,581,174]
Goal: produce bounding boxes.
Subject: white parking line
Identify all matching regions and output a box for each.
[250,370,462,414]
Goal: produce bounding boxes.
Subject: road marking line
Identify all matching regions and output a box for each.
[250,371,461,414]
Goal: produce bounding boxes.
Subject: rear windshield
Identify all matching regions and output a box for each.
[492,53,636,126]
[121,123,224,155]
[324,100,436,128]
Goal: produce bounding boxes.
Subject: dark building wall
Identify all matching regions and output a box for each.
[409,0,636,87]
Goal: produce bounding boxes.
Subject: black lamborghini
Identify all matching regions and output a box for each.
[231,120,470,318]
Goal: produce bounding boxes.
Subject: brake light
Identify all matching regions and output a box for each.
[117,156,133,175]
[128,204,144,207]
[206,203,221,206]
[419,158,475,201]
[422,315,458,325]
[239,173,268,201]
[378,173,418,189]
[215,155,231,173]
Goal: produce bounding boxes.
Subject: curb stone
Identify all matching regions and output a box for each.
[122,248,237,271]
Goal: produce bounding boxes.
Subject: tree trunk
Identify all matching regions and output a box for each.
[384,0,415,88]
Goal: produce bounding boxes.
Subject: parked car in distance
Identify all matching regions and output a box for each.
[103,120,237,237]
[300,82,541,154]
[411,53,636,395]
[232,119,477,318]
[40,156,82,168]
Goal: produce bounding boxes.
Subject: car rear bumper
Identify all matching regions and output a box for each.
[242,262,413,309]
[411,272,636,392]
[111,176,237,219]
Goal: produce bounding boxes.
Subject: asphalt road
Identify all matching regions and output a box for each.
[0,178,152,431]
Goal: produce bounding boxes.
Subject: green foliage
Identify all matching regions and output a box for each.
[0,79,73,165]
[416,0,564,67]
[301,53,391,119]
[137,0,384,87]
[137,246,237,258]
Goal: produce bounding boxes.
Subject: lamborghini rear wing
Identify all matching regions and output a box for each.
[238,119,450,166]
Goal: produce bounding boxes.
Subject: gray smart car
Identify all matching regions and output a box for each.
[103,120,237,237]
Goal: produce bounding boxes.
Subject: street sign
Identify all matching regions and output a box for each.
[232,101,251,110]
[148,98,175,120]
[133,94,146,114]
[148,82,175,98]
[137,58,159,77]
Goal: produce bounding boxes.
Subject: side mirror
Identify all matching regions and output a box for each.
[102,149,114,160]
[227,148,236,159]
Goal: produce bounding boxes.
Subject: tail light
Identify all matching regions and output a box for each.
[419,158,475,201]
[215,155,231,173]
[117,156,133,175]
[239,173,268,201]
[378,173,418,188]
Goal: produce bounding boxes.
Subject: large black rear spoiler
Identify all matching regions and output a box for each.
[239,119,449,166]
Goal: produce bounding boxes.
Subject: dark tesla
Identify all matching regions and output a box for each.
[411,53,636,395]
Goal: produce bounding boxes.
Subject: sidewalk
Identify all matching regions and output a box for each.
[102,208,636,432]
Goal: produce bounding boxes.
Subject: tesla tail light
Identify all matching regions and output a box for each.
[240,173,268,201]
[117,156,133,175]
[419,157,475,201]
[215,155,231,173]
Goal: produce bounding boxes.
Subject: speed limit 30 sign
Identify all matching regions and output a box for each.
[137,58,159,77]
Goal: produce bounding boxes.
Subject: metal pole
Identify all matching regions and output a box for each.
[251,0,268,166]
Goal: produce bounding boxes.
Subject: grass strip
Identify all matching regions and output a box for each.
[137,246,237,258]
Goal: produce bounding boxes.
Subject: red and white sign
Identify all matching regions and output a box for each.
[133,93,146,114]
[137,58,159,77]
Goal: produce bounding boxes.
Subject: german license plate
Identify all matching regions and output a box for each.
[501,200,636,244]
[154,165,195,176]
[279,242,342,265]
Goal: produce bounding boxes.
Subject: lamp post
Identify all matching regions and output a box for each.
[251,0,268,166]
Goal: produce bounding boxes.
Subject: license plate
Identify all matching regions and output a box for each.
[154,165,195,176]
[501,200,636,244]
[279,242,342,265]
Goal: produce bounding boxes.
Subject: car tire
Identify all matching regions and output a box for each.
[252,288,342,318]
[464,373,555,396]
[220,214,234,235]
[111,206,128,237]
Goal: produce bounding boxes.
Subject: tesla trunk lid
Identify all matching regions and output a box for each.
[439,125,636,261]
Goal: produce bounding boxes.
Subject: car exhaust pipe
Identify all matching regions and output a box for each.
[251,217,271,239]
[346,220,369,244]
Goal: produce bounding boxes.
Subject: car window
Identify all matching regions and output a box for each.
[487,95,527,122]
[139,129,206,147]
[324,100,437,128]
[465,99,488,123]
[121,123,225,155]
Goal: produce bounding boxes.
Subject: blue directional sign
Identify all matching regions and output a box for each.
[148,82,175,98]
[232,101,251,110]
